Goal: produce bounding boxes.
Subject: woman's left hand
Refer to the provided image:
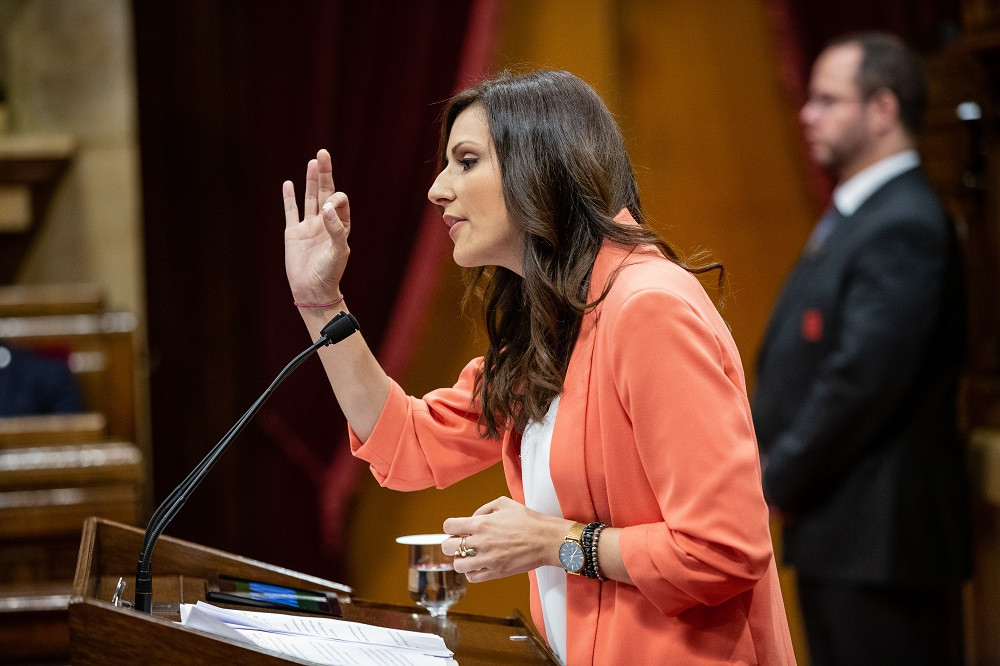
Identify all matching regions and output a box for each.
[442,497,568,583]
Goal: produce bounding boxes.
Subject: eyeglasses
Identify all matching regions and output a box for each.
[803,93,866,111]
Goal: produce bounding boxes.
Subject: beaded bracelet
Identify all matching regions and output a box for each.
[294,294,345,308]
[580,522,602,579]
[590,523,607,581]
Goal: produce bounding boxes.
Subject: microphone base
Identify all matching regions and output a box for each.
[134,573,153,613]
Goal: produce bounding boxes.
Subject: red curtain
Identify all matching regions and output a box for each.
[134,1,500,582]
[311,0,505,558]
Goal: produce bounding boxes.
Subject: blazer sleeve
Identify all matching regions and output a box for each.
[762,218,947,511]
[611,288,774,616]
[348,357,504,491]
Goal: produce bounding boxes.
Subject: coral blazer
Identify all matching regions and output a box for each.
[350,222,794,664]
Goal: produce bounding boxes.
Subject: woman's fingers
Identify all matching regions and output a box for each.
[291,150,338,224]
[323,191,351,227]
[282,181,299,228]
[442,536,463,558]
[444,534,486,577]
[442,498,511,557]
[317,149,336,205]
[442,516,473,537]
[303,158,319,217]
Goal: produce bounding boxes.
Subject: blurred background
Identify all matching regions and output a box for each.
[2,1,999,663]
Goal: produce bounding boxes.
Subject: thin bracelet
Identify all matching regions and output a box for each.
[294,294,345,308]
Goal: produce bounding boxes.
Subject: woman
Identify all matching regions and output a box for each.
[283,70,794,665]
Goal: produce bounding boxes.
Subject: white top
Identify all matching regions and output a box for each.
[520,395,566,665]
[834,149,919,216]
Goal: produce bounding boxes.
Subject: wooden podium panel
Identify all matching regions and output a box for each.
[70,518,557,665]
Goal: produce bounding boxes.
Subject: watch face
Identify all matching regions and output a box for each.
[559,540,585,573]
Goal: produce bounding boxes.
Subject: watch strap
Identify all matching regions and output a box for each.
[565,521,585,545]
[562,522,587,575]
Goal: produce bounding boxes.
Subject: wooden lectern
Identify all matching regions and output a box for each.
[70,517,557,665]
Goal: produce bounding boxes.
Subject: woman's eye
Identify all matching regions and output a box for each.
[460,157,478,171]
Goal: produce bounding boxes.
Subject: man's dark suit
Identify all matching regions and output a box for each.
[0,343,84,416]
[753,165,970,663]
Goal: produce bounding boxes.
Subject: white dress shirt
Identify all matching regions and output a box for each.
[834,149,920,216]
[520,395,566,665]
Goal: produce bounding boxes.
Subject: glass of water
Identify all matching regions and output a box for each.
[396,534,466,617]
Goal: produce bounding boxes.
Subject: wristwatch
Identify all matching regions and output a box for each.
[558,522,587,575]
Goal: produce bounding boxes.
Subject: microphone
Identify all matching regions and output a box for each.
[134,311,360,613]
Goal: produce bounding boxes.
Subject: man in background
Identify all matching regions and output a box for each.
[753,32,970,664]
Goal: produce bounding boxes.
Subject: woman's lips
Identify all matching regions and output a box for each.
[446,217,467,239]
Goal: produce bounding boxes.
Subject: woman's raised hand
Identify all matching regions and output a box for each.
[283,149,351,305]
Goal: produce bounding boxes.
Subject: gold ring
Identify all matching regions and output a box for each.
[458,535,475,557]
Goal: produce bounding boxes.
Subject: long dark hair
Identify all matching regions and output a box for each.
[438,70,721,438]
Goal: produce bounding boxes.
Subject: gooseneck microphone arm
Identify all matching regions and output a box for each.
[134,312,360,614]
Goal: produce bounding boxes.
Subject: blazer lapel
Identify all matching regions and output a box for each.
[550,301,598,522]
[549,229,633,666]
[502,429,525,503]
[550,235,630,522]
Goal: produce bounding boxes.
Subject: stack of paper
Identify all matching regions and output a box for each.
[179,601,457,665]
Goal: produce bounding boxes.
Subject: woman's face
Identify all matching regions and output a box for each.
[428,104,524,275]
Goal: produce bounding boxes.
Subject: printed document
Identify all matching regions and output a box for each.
[179,601,457,665]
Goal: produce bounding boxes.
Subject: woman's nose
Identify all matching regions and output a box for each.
[428,169,453,206]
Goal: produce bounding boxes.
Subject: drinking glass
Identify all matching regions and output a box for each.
[396,534,466,617]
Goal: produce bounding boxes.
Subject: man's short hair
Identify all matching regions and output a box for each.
[827,31,928,136]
